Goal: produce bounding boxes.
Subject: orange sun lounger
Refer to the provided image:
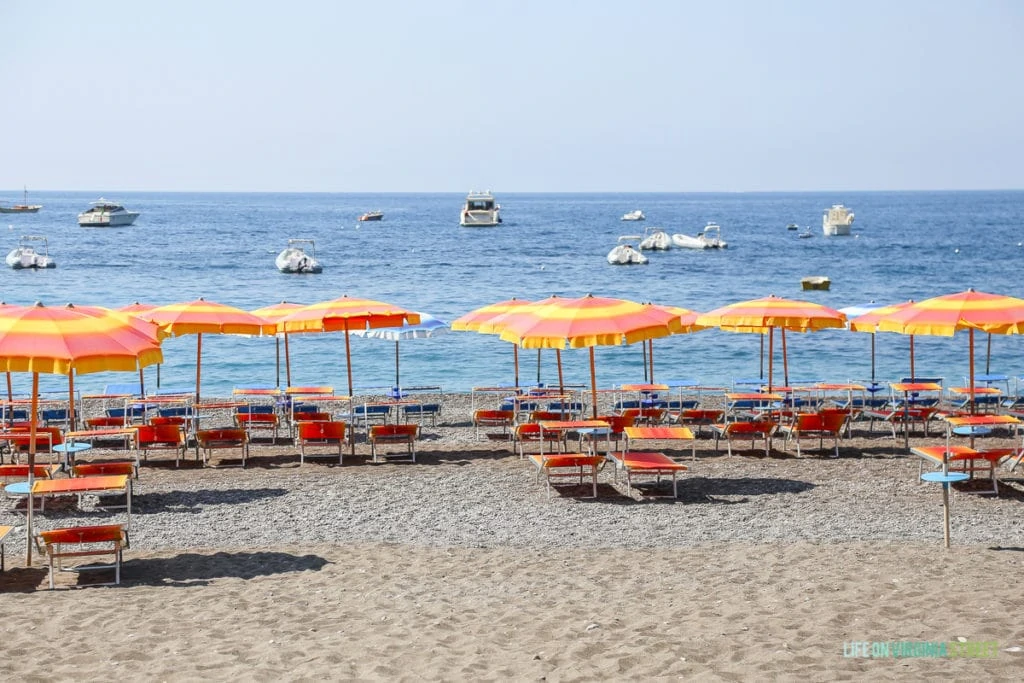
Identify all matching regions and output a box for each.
[528,453,604,499]
[35,524,128,589]
[607,451,687,498]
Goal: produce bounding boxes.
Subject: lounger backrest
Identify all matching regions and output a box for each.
[473,409,514,425]
[296,411,331,422]
[298,420,345,441]
[137,423,185,446]
[369,424,419,440]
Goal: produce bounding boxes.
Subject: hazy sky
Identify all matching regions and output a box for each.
[2,1,1022,192]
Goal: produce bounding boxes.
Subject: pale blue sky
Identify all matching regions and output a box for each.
[2,0,1021,192]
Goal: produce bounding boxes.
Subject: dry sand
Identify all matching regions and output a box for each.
[2,392,1024,680]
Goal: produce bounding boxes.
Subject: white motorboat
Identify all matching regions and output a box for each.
[6,235,56,269]
[621,210,645,221]
[77,198,140,227]
[276,238,322,274]
[460,190,501,227]
[607,236,649,265]
[638,227,671,251]
[822,204,854,236]
[798,226,813,239]
[672,222,728,249]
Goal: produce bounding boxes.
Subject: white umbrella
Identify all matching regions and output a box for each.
[350,312,449,387]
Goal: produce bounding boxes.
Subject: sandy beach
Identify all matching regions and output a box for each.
[2,392,1024,680]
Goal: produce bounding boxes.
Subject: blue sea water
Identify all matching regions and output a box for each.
[2,190,1023,398]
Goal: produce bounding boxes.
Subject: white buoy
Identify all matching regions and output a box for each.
[954,248,960,254]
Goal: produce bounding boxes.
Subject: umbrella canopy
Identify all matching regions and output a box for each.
[493,294,685,418]
[140,298,275,401]
[846,300,917,381]
[251,301,306,388]
[350,312,450,387]
[0,302,163,564]
[695,295,847,390]
[452,298,533,386]
[277,295,420,396]
[639,304,705,383]
[873,289,1024,412]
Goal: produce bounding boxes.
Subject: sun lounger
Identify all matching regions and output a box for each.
[368,424,419,463]
[709,420,775,456]
[528,453,604,498]
[136,423,188,467]
[473,409,515,440]
[776,411,848,457]
[296,420,347,465]
[675,408,725,436]
[607,451,687,498]
[911,445,1003,495]
[35,524,128,589]
[196,428,249,467]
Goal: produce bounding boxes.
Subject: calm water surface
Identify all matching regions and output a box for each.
[2,190,1022,397]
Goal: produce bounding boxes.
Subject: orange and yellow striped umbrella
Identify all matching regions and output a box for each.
[873,289,1024,410]
[452,298,533,387]
[494,294,686,418]
[252,301,306,388]
[0,302,163,565]
[695,295,846,390]
[140,298,275,401]
[847,300,917,380]
[278,295,420,396]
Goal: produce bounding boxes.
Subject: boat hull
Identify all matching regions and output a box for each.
[822,223,852,236]
[639,231,672,250]
[276,248,322,274]
[0,205,42,214]
[460,210,501,227]
[606,245,648,265]
[78,211,140,227]
[6,249,55,269]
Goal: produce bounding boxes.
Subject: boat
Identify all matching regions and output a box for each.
[638,227,671,251]
[459,190,501,227]
[822,204,854,236]
[607,236,649,265]
[671,222,728,249]
[0,187,42,214]
[275,238,322,274]
[6,235,56,269]
[77,199,140,227]
[621,210,645,221]
[786,223,799,230]
[798,226,813,239]
[801,276,831,291]
[358,211,383,222]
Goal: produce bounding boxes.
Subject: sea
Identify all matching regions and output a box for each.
[2,190,1023,399]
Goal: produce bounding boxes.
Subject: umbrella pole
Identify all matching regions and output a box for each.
[344,321,355,461]
[26,372,38,566]
[513,344,519,387]
[68,370,77,432]
[536,349,541,386]
[870,333,876,383]
[649,339,655,383]
[157,362,161,389]
[942,483,952,549]
[767,328,774,391]
[781,329,789,387]
[195,333,203,403]
[589,347,598,419]
[556,349,564,394]
[909,336,915,379]
[394,340,400,388]
[6,371,11,403]
[642,342,648,382]
[759,334,764,380]
[285,333,292,387]
[986,333,991,375]
[138,367,145,400]
[275,337,281,388]
[969,329,976,416]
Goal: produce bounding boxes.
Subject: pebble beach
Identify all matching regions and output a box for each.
[2,391,1024,679]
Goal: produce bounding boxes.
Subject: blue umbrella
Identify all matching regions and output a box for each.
[351,312,450,387]
[840,302,881,381]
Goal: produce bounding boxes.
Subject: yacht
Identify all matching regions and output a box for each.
[276,238,323,274]
[638,227,671,251]
[822,204,854,236]
[6,235,56,269]
[607,236,649,265]
[77,199,140,227]
[358,211,383,222]
[459,190,501,227]
[621,210,645,221]
[672,222,728,249]
[0,187,42,213]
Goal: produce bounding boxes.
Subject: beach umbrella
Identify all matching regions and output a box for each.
[139,298,275,402]
[452,298,532,387]
[350,312,450,387]
[494,294,684,418]
[845,300,917,382]
[695,295,847,390]
[277,295,420,398]
[251,301,306,388]
[873,289,1024,414]
[119,301,162,389]
[0,302,163,564]
[641,304,705,383]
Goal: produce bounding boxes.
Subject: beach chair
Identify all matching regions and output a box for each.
[776,410,848,457]
[402,403,442,426]
[233,410,280,442]
[6,426,63,464]
[35,524,128,589]
[295,420,347,465]
[529,453,604,499]
[136,423,188,467]
[710,420,775,457]
[513,422,566,458]
[196,428,249,467]
[607,451,688,498]
[578,414,635,454]
[368,424,419,463]
[472,409,515,440]
[675,409,725,436]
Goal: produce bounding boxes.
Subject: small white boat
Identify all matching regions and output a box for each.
[638,227,671,251]
[798,227,813,239]
[672,222,728,249]
[276,239,322,274]
[607,236,649,265]
[460,190,501,227]
[621,210,645,221]
[77,199,140,227]
[823,204,854,236]
[6,235,56,269]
